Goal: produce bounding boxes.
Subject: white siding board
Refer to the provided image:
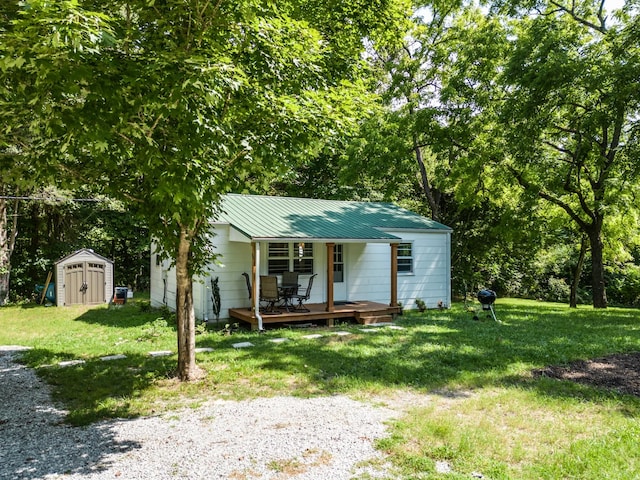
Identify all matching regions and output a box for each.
[347,243,391,304]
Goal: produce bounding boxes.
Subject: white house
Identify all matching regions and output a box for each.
[150,194,452,328]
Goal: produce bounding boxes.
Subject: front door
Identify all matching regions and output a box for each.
[64,262,106,305]
[333,244,347,302]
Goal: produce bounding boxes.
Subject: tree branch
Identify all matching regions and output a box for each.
[117,131,136,145]
[552,123,581,136]
[593,106,624,191]
[543,140,575,157]
[146,113,164,139]
[507,164,590,230]
[549,0,607,33]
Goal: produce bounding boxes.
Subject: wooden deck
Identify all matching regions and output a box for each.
[229,301,402,330]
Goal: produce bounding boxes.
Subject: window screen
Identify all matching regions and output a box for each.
[268,242,314,274]
[397,242,413,274]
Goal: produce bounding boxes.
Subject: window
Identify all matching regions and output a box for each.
[267,242,289,274]
[268,242,314,274]
[333,244,344,282]
[397,242,413,274]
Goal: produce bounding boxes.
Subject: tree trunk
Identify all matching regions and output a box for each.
[588,228,608,308]
[0,197,19,306]
[174,225,202,381]
[407,99,441,223]
[570,235,588,308]
[412,135,440,222]
[0,198,8,304]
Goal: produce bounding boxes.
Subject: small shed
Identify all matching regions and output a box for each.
[55,249,114,306]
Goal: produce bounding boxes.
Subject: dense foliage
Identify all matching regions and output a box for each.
[0,0,411,379]
[307,0,640,307]
[10,193,150,301]
[2,0,639,315]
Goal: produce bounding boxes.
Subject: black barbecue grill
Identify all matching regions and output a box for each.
[477,289,498,322]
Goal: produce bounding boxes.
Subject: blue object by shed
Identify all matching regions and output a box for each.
[35,283,56,303]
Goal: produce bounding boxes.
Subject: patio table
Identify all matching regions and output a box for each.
[278,283,300,311]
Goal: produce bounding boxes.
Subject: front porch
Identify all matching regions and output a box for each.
[229,301,402,330]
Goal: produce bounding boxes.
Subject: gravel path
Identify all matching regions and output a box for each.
[0,347,399,480]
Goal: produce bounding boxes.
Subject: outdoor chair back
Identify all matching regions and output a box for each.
[242,272,252,299]
[242,272,252,310]
[259,275,280,313]
[291,274,317,312]
[282,271,299,294]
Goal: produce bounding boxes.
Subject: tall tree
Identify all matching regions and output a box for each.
[343,4,465,221]
[365,0,640,307]
[0,2,31,305]
[1,0,409,379]
[394,1,640,307]
[495,0,640,308]
[345,6,536,296]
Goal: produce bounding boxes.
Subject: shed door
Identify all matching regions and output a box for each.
[86,262,106,304]
[64,262,105,305]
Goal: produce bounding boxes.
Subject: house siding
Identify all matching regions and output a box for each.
[152,225,257,320]
[150,253,175,312]
[395,231,451,309]
[347,243,391,303]
[150,226,451,320]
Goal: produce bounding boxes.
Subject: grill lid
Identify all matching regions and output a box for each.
[477,289,497,305]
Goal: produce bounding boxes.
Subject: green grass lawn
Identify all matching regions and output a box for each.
[1,297,639,479]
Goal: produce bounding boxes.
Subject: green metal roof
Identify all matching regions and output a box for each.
[217,194,451,242]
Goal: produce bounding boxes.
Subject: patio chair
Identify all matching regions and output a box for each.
[281,271,299,294]
[259,275,281,313]
[279,271,300,311]
[242,272,252,310]
[290,274,317,312]
[242,272,253,297]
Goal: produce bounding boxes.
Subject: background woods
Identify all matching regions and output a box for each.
[7,192,150,301]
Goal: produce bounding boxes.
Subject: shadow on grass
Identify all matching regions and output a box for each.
[1,348,144,479]
[10,300,640,427]
[226,302,640,401]
[74,301,177,330]
[21,348,175,426]
[499,373,640,418]
[18,302,46,309]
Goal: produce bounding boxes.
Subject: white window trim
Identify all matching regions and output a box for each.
[397,241,414,276]
[267,242,314,275]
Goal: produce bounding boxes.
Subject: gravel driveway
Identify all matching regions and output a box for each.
[0,347,399,480]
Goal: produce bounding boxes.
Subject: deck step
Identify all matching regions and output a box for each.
[359,315,393,325]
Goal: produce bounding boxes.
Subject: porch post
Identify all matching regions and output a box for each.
[390,243,398,307]
[326,242,335,313]
[252,242,263,330]
[251,242,258,307]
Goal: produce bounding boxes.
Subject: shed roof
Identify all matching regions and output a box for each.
[217,194,451,242]
[55,248,113,265]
